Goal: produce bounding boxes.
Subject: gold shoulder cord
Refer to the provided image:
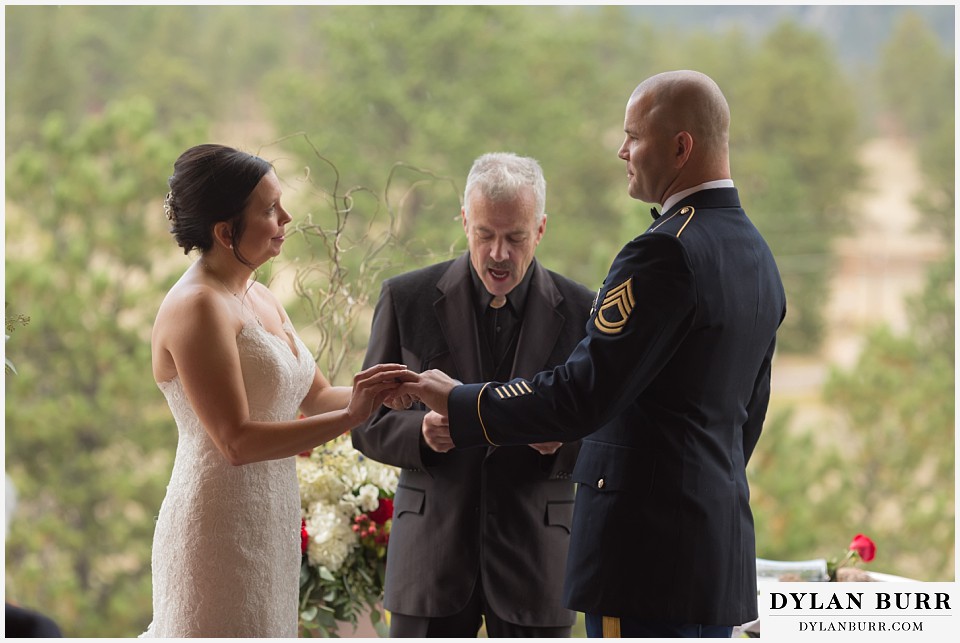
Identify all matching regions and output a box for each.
[648,206,696,237]
[476,382,499,446]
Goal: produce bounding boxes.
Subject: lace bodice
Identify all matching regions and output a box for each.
[142,322,315,637]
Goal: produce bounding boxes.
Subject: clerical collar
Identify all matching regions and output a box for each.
[661,179,735,214]
[468,255,536,317]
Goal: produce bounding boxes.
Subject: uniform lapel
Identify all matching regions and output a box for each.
[434,253,483,383]
[511,262,565,379]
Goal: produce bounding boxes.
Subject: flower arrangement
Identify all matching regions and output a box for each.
[828,533,877,581]
[296,433,398,637]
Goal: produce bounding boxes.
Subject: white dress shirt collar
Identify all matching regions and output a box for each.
[662,179,735,214]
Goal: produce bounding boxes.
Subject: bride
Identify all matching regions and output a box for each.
[142,144,415,637]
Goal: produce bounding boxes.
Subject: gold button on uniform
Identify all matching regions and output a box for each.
[597,478,605,489]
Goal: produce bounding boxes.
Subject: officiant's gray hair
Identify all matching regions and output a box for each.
[463,152,546,224]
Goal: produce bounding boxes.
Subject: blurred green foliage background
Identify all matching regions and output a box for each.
[4,5,954,637]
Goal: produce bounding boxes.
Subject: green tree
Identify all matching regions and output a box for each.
[819,15,959,580]
[750,15,955,580]
[726,22,863,352]
[750,257,954,582]
[4,6,281,149]
[4,98,205,636]
[262,5,657,287]
[5,6,81,149]
[878,11,954,238]
[263,9,863,352]
[751,249,954,582]
[748,409,855,560]
[7,5,869,353]
[877,11,954,141]
[821,255,954,580]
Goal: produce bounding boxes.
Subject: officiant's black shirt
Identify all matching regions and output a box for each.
[469,258,536,382]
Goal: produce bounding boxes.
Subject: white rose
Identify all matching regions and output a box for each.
[357,484,380,512]
[304,502,357,572]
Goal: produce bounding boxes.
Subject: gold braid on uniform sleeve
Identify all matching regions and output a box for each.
[476,382,499,446]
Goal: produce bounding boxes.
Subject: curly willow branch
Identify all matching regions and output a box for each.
[259,133,458,382]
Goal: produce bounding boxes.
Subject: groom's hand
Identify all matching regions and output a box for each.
[399,369,458,417]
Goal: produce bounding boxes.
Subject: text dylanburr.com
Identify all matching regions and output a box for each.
[758,582,956,641]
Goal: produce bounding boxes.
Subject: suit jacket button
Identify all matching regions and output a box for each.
[597,478,605,489]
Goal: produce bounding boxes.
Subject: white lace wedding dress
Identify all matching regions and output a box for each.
[141,321,315,637]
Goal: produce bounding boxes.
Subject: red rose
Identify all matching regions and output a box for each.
[849,533,876,563]
[301,518,309,554]
[368,498,394,525]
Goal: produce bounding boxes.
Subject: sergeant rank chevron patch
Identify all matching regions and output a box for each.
[594,277,635,335]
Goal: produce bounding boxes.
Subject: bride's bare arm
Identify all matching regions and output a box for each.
[298,369,351,417]
[158,287,414,465]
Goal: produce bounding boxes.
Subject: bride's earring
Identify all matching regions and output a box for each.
[213,222,234,251]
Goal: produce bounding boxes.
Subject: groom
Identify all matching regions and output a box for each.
[403,71,786,638]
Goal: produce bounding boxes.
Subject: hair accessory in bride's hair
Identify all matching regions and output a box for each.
[163,191,177,222]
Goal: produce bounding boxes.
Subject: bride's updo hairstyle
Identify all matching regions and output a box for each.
[164,144,273,265]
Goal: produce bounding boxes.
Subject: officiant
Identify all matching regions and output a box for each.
[352,152,595,637]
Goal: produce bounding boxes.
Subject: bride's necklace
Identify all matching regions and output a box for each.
[200,259,263,327]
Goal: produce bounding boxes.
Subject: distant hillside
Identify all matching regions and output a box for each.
[625,5,954,68]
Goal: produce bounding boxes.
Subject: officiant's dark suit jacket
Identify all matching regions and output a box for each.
[447,188,786,626]
[352,253,594,627]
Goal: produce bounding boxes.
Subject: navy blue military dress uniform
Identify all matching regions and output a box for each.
[447,187,786,629]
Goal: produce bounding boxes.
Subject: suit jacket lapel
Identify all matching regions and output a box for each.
[511,262,565,379]
[434,254,483,383]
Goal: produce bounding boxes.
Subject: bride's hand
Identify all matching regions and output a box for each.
[346,364,418,424]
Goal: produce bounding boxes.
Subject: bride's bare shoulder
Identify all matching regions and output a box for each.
[151,274,237,382]
[157,276,222,320]
[153,272,239,345]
